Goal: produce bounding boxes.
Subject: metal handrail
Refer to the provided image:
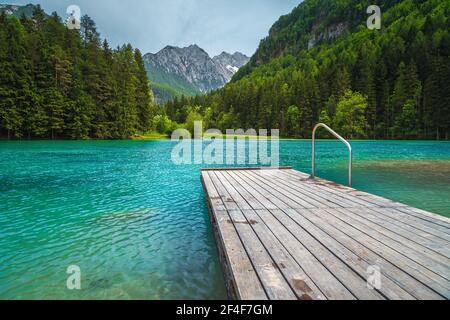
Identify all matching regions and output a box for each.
[311,123,353,187]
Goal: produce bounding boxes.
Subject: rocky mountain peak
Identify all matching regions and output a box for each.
[144,44,249,102]
[0,3,38,17]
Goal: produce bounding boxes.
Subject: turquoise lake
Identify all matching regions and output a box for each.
[0,140,449,299]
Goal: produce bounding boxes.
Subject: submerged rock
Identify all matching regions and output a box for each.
[89,278,112,290]
[92,209,155,223]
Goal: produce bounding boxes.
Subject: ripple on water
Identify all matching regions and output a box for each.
[1,140,449,299]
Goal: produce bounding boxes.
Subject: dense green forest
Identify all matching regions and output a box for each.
[164,0,450,140]
[0,5,155,139]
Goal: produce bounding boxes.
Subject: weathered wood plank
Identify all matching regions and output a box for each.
[292,208,443,300]
[233,170,297,210]
[267,209,384,300]
[213,209,269,300]
[201,171,226,212]
[275,170,373,208]
[209,171,297,299]
[225,171,279,210]
[369,206,450,239]
[220,172,344,299]
[228,209,298,300]
[285,208,416,300]
[329,207,450,279]
[338,207,450,266]
[238,170,315,209]
[238,209,326,300]
[255,209,356,300]
[394,206,450,227]
[253,170,346,208]
[344,206,450,256]
[276,169,450,243]
[201,172,267,300]
[310,208,450,298]
[223,171,357,299]
[201,168,450,300]
[284,169,407,208]
[219,171,266,210]
[201,166,293,171]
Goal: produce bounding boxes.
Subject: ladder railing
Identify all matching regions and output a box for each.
[311,123,353,187]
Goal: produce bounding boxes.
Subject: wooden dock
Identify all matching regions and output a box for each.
[201,167,450,300]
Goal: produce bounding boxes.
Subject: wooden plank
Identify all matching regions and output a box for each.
[238,170,315,209]
[359,207,450,249]
[228,209,298,300]
[209,171,297,299]
[220,171,332,299]
[292,208,443,300]
[208,171,239,211]
[201,168,450,300]
[213,209,268,300]
[339,207,450,266]
[214,171,253,210]
[225,171,279,210]
[255,209,356,300]
[279,169,450,241]
[309,208,450,298]
[201,172,267,300]
[219,171,266,210]
[232,170,298,210]
[253,170,346,208]
[283,169,407,208]
[201,171,226,212]
[237,209,326,300]
[328,207,450,279]
[251,169,335,208]
[284,208,416,300]
[201,166,292,171]
[343,206,450,256]
[275,170,373,208]
[341,208,450,265]
[394,206,450,227]
[368,206,450,239]
[237,171,411,298]
[267,209,384,300]
[260,170,447,250]
[223,171,356,299]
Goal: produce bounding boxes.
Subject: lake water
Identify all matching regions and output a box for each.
[0,140,449,299]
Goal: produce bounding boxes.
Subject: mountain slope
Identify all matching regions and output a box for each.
[167,0,449,140]
[233,0,397,81]
[0,3,39,18]
[144,45,249,103]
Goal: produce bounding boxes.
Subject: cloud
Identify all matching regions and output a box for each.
[12,0,300,56]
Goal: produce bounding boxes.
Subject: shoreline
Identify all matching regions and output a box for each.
[1,137,449,142]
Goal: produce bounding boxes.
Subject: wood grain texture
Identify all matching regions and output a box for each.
[201,168,450,300]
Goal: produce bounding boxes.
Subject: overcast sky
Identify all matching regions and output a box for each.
[11,0,301,57]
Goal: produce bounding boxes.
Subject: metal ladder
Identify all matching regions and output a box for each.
[311,123,353,187]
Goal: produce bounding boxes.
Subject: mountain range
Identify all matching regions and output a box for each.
[1,4,249,104]
[166,0,449,140]
[0,3,37,17]
[143,45,249,103]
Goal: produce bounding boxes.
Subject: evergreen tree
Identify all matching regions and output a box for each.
[164,0,449,140]
[0,11,154,139]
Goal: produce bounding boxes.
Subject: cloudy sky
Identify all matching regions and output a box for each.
[12,0,301,57]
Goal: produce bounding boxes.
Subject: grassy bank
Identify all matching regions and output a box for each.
[132,133,170,140]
